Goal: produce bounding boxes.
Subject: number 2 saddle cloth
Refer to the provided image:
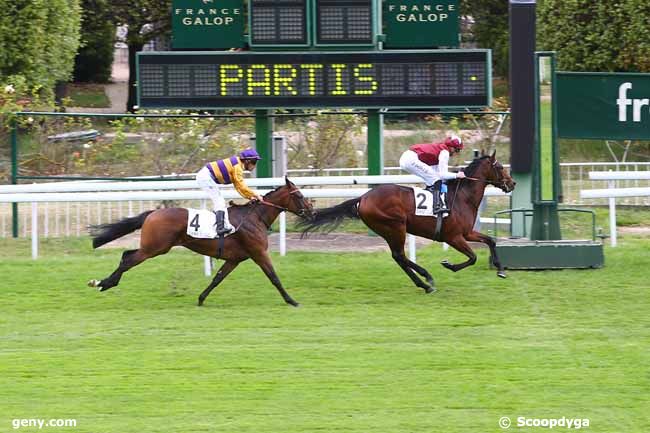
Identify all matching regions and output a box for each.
[186,208,236,239]
[411,187,449,218]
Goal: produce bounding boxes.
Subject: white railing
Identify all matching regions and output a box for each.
[286,162,650,205]
[580,171,650,247]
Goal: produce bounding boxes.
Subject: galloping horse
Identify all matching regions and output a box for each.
[89,178,313,306]
[300,152,516,293]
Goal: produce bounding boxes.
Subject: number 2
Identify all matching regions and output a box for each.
[190,214,200,231]
[417,193,428,210]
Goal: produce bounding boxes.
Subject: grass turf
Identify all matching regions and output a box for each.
[0,238,648,432]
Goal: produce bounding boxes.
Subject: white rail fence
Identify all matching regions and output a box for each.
[0,176,510,273]
[3,162,649,239]
[287,162,650,205]
[580,171,650,247]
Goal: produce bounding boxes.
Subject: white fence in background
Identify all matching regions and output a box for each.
[287,162,650,205]
[0,176,510,274]
[580,171,650,247]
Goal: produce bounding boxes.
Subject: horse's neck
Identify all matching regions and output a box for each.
[258,194,286,227]
[450,177,487,210]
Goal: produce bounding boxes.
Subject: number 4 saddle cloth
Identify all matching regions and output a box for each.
[186,208,236,239]
[411,187,449,218]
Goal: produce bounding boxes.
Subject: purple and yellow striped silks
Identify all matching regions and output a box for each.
[206,156,240,185]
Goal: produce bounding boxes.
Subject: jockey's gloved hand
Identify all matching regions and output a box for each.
[252,195,264,202]
[457,171,467,179]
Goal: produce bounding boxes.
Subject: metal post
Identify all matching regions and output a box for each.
[201,199,212,276]
[31,202,38,260]
[279,212,287,256]
[11,122,19,237]
[608,179,617,247]
[255,110,274,178]
[408,234,416,262]
[367,109,384,175]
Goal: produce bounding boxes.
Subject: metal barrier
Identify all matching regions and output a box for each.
[580,171,650,247]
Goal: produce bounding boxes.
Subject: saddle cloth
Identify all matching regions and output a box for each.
[186,208,235,239]
[411,187,448,218]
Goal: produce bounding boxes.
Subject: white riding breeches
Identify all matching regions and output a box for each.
[195,167,233,230]
[399,150,441,186]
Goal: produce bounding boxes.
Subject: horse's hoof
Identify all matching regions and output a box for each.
[289,302,300,308]
[497,271,507,279]
[425,286,437,294]
[440,260,449,265]
[88,279,100,288]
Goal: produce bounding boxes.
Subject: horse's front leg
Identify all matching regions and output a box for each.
[198,260,240,306]
[464,230,507,278]
[251,251,299,307]
[440,235,477,272]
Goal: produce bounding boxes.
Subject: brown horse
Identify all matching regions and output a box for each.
[300,152,516,293]
[89,178,313,307]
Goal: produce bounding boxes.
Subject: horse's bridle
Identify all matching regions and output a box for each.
[260,187,311,218]
[464,160,509,190]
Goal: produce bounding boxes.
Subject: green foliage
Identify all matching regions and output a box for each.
[538,0,650,72]
[12,111,255,178]
[73,0,115,83]
[281,111,365,171]
[460,0,510,78]
[0,0,82,91]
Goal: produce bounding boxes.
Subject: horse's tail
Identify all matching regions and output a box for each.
[299,197,361,236]
[90,210,155,249]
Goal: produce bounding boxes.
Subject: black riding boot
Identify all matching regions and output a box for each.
[214,210,231,237]
[426,181,448,214]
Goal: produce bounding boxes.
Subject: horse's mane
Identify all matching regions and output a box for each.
[461,155,491,177]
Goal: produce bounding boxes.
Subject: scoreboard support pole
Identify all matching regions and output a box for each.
[255,110,274,178]
[367,109,384,175]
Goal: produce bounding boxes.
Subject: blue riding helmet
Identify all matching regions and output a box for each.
[239,149,262,160]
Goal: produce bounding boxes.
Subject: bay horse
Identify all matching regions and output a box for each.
[88,178,313,307]
[300,152,516,293]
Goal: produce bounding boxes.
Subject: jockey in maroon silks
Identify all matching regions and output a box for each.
[399,134,466,213]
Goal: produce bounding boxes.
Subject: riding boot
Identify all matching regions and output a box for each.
[213,210,232,237]
[426,181,448,214]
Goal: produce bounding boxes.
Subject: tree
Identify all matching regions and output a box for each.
[0,0,82,92]
[459,0,509,78]
[108,0,172,112]
[537,0,650,73]
[74,0,115,83]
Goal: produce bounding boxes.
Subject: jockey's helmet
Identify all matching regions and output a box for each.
[446,134,464,150]
[239,148,262,160]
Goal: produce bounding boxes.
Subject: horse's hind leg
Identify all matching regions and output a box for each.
[464,230,506,278]
[198,260,239,306]
[89,249,151,291]
[440,235,477,272]
[370,222,435,293]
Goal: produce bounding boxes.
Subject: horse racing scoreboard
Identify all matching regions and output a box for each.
[136,50,491,109]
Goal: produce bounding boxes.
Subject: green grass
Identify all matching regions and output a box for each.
[1,238,648,432]
[66,84,110,108]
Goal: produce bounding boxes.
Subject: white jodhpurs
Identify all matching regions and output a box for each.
[399,150,441,186]
[195,167,233,231]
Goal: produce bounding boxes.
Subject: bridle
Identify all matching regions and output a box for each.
[260,187,312,218]
[464,159,509,190]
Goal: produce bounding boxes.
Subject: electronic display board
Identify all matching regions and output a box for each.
[250,0,308,45]
[315,0,373,45]
[137,50,491,108]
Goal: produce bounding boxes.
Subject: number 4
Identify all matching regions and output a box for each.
[190,214,200,231]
